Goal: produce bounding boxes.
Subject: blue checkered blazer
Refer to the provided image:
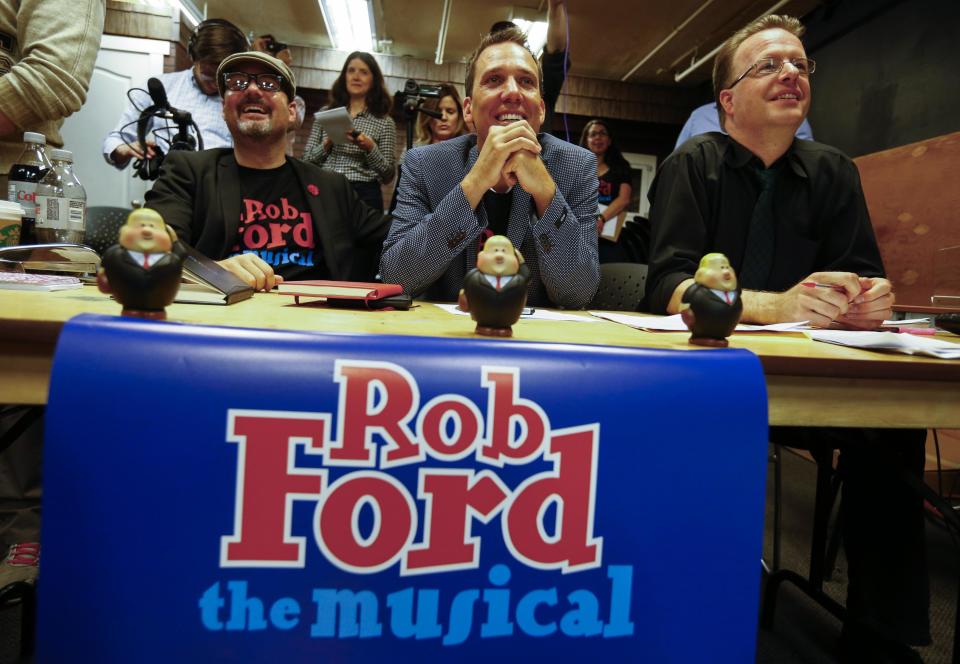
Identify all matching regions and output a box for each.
[380,133,600,308]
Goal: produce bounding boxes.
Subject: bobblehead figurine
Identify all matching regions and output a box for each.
[97,208,183,319]
[458,235,531,337]
[680,252,743,347]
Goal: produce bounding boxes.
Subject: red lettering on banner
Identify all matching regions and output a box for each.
[331,361,420,467]
[220,362,604,575]
[479,368,549,465]
[403,470,509,574]
[417,395,483,460]
[220,411,329,567]
[316,473,416,573]
[503,425,603,572]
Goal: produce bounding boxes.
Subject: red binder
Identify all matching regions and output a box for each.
[276,280,406,308]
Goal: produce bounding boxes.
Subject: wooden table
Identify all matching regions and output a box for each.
[2,286,959,428]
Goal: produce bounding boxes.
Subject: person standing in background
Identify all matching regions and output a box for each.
[0,0,104,193]
[579,118,632,263]
[102,18,248,172]
[302,51,396,211]
[413,82,467,146]
[490,0,569,136]
[0,0,104,588]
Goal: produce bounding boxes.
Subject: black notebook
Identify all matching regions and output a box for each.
[174,243,254,305]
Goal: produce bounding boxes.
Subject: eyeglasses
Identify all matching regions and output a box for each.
[587,130,609,138]
[727,57,816,89]
[223,71,285,93]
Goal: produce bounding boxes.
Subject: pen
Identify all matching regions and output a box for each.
[877,326,937,336]
[801,281,849,292]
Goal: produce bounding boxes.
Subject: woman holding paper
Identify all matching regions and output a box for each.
[303,52,396,211]
[580,119,633,263]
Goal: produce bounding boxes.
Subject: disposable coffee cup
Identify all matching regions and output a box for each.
[0,200,23,247]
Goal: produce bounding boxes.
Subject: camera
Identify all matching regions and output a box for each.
[402,79,443,100]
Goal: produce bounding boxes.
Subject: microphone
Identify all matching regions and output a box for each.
[147,77,169,110]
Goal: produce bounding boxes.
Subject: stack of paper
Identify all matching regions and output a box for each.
[808,330,960,360]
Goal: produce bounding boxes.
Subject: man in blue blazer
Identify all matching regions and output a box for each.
[381,27,599,309]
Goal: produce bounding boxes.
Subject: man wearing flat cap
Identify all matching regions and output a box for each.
[145,51,388,289]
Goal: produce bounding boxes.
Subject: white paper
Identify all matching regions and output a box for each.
[590,311,809,333]
[597,203,623,240]
[313,107,356,145]
[808,330,960,360]
[434,303,598,323]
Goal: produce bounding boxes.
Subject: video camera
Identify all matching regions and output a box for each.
[396,79,445,149]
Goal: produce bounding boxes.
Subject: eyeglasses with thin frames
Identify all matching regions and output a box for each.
[222,72,285,94]
[727,57,816,89]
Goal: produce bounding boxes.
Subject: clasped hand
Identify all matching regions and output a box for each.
[776,272,894,328]
[463,121,556,214]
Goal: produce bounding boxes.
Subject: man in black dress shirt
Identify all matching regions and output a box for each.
[647,14,929,663]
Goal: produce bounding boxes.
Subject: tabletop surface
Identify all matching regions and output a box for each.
[2,286,959,382]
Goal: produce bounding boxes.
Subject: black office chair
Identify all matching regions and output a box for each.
[617,215,651,264]
[84,206,131,256]
[589,263,648,312]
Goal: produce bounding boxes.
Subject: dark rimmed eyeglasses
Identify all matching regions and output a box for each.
[222,71,285,93]
[727,57,816,89]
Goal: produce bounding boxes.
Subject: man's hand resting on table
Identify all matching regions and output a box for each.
[217,254,283,291]
[739,272,892,328]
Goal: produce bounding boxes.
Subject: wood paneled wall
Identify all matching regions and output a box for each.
[291,45,702,127]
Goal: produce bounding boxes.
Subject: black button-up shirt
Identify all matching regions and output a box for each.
[645,132,885,314]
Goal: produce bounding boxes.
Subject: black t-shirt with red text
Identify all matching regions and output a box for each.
[598,168,630,206]
[229,162,328,280]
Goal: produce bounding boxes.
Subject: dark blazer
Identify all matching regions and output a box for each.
[144,149,389,282]
[681,283,743,340]
[101,246,182,311]
[462,262,531,329]
[381,133,599,308]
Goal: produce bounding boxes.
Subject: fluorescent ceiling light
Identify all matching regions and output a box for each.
[318,0,376,52]
[512,19,548,58]
[165,0,203,28]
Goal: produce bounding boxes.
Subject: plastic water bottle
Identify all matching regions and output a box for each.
[34,149,86,245]
[6,132,52,245]
[56,150,86,241]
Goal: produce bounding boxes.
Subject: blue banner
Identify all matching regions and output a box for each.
[38,313,768,662]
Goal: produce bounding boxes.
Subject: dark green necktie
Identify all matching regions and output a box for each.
[739,165,780,290]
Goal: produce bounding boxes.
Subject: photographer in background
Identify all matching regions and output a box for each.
[102,18,248,172]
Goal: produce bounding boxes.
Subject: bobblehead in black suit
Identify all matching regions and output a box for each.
[100,245,183,312]
[462,262,531,332]
[681,283,743,342]
[144,148,388,282]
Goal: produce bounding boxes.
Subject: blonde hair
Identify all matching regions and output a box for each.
[712,14,805,130]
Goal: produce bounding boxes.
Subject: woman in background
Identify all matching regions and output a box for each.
[580,119,633,263]
[303,52,396,210]
[414,83,467,146]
